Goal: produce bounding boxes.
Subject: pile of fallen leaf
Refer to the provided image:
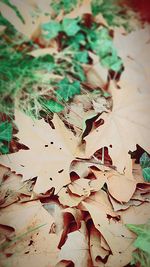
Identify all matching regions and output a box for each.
[0,1,150,267]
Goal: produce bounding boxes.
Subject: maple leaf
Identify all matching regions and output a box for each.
[85,81,150,175]
[56,77,81,101]
[0,110,79,194]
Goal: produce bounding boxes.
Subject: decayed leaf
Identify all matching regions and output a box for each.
[84,52,108,88]
[0,110,80,194]
[58,221,92,267]
[107,172,136,202]
[0,165,32,208]
[0,201,61,267]
[81,191,134,267]
[58,187,84,207]
[89,224,110,266]
[85,81,150,175]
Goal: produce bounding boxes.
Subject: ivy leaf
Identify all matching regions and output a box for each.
[41,99,64,113]
[142,167,150,182]
[73,64,86,82]
[0,143,9,154]
[62,18,80,36]
[74,50,89,63]
[0,121,12,142]
[140,152,150,169]
[56,77,81,101]
[42,21,61,40]
[51,0,77,15]
[140,153,150,182]
[89,28,123,72]
[126,222,150,254]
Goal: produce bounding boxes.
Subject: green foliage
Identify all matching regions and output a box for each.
[62,18,80,36]
[0,38,56,116]
[140,152,150,182]
[56,77,81,101]
[88,27,123,71]
[42,21,61,40]
[74,50,89,63]
[41,18,122,72]
[0,121,12,154]
[51,0,78,15]
[126,222,150,267]
[40,99,64,113]
[91,0,132,30]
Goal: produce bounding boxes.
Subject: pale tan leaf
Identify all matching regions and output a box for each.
[84,52,108,88]
[82,191,135,267]
[114,26,150,93]
[58,221,92,267]
[0,111,79,194]
[107,172,136,202]
[89,224,110,266]
[58,187,84,207]
[0,201,61,267]
[85,81,150,175]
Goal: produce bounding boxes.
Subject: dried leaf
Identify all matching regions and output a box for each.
[0,111,80,194]
[0,201,61,267]
[85,81,150,175]
[58,221,92,267]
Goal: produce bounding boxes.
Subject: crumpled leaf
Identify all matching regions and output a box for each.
[89,224,110,266]
[0,110,80,194]
[58,221,92,267]
[85,81,150,175]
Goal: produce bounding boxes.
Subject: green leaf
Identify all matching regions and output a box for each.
[142,167,150,182]
[62,18,80,36]
[41,99,64,113]
[74,50,89,63]
[73,64,86,82]
[0,121,12,142]
[0,143,9,154]
[51,0,77,15]
[140,152,150,169]
[126,222,150,254]
[56,77,81,101]
[42,21,61,40]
